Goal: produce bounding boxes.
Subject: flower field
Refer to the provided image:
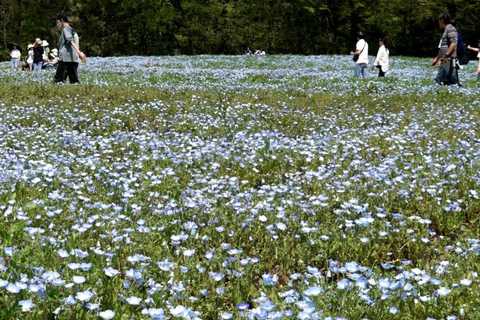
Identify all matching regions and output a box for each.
[0,56,479,319]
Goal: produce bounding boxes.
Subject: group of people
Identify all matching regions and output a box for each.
[10,39,59,72]
[9,14,85,84]
[245,48,266,56]
[7,12,479,86]
[351,13,480,85]
[351,33,390,78]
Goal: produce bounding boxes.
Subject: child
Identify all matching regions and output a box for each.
[27,44,34,71]
[42,40,50,62]
[467,42,480,80]
[10,46,21,70]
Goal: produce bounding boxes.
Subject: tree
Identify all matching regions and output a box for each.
[0,0,13,50]
[1,0,480,58]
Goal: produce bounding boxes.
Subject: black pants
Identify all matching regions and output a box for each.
[54,61,79,83]
[376,65,385,77]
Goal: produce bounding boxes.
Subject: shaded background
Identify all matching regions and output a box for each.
[1,0,479,58]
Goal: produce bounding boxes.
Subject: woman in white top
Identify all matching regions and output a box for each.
[27,44,34,71]
[374,38,390,77]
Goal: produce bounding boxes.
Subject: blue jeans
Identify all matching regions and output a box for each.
[33,62,43,71]
[11,58,20,70]
[354,63,367,78]
[435,59,458,85]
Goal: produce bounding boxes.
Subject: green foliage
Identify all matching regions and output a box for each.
[1,1,480,57]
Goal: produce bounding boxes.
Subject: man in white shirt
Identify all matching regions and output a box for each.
[10,46,21,71]
[352,32,369,78]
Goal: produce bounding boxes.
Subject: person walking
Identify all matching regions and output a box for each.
[352,32,369,78]
[432,13,459,85]
[373,38,390,77]
[32,38,44,72]
[54,14,85,84]
[10,45,21,71]
[467,42,480,81]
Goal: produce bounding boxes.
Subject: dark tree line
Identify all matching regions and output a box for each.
[1,0,480,58]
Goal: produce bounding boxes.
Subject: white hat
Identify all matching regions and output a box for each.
[42,40,49,47]
[52,48,58,53]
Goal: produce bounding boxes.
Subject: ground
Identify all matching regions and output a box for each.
[0,56,479,319]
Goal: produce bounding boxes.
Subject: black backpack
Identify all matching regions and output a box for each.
[457,32,469,65]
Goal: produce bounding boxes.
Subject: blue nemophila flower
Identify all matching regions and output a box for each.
[86,303,100,311]
[126,296,142,305]
[344,261,360,273]
[220,312,233,319]
[389,306,399,314]
[126,269,143,283]
[303,286,323,297]
[142,308,165,319]
[57,249,70,258]
[18,299,35,312]
[6,282,21,294]
[157,259,175,272]
[460,279,472,286]
[182,249,195,257]
[128,254,151,264]
[262,273,278,286]
[99,310,115,319]
[208,272,224,282]
[436,287,451,297]
[76,289,94,302]
[4,246,14,256]
[104,267,120,277]
[64,295,77,305]
[169,305,199,319]
[72,276,86,284]
[236,302,250,310]
[337,279,352,290]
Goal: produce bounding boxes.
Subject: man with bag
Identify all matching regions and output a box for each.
[351,32,369,78]
[432,13,459,86]
[54,14,86,84]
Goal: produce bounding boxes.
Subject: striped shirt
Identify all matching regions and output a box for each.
[438,24,457,58]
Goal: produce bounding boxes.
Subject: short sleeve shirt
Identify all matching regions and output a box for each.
[438,24,457,58]
[356,39,369,64]
[58,26,80,63]
[11,50,21,59]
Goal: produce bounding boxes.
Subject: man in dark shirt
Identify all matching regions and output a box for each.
[432,13,458,85]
